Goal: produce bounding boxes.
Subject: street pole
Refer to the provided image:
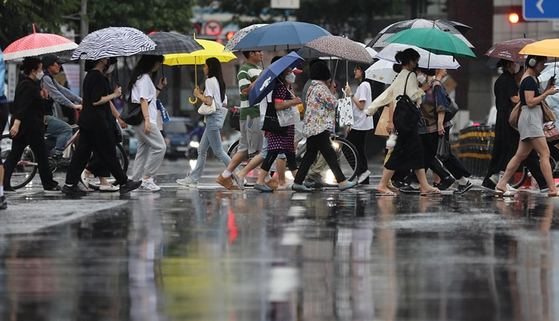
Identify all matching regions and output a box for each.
[79,0,88,97]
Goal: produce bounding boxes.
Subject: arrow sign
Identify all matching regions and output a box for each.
[524,0,559,20]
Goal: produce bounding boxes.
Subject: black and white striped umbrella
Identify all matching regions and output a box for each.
[144,32,203,55]
[71,26,156,60]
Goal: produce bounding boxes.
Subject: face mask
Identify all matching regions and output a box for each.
[35,71,44,80]
[514,64,521,73]
[285,72,296,84]
[416,74,426,85]
[107,64,115,74]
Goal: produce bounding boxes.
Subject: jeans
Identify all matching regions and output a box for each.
[46,115,72,155]
[189,116,231,182]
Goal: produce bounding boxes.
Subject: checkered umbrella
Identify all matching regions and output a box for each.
[299,35,373,64]
[367,18,473,51]
[144,32,203,55]
[225,24,268,51]
[71,27,156,60]
[3,24,78,61]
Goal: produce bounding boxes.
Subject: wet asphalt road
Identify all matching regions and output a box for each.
[0,158,558,321]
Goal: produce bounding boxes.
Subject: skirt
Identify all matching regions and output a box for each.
[385,129,424,172]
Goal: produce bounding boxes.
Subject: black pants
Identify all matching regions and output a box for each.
[294,131,346,185]
[346,129,370,176]
[65,128,128,185]
[86,152,111,178]
[421,131,470,179]
[4,129,58,190]
[261,150,297,172]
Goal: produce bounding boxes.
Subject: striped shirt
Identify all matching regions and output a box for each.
[238,62,262,120]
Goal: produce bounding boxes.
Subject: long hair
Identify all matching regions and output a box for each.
[393,48,420,73]
[128,55,164,92]
[206,57,226,102]
[355,63,374,102]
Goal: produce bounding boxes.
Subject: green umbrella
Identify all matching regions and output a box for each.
[384,28,476,58]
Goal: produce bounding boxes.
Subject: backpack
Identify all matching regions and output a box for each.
[393,72,421,131]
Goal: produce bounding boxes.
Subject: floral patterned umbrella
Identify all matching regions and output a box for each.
[485,38,535,65]
[299,35,374,64]
[225,24,268,51]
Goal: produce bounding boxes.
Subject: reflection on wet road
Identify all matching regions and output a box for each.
[1,183,558,320]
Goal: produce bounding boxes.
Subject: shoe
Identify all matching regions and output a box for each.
[4,187,17,193]
[53,154,70,167]
[481,178,496,191]
[81,171,91,189]
[453,180,473,195]
[44,185,62,194]
[99,184,119,192]
[119,180,142,195]
[307,173,326,188]
[292,183,312,192]
[140,178,161,192]
[231,173,245,190]
[254,183,274,192]
[265,178,279,189]
[339,180,357,191]
[177,177,198,188]
[399,185,420,194]
[303,181,316,188]
[62,184,87,196]
[391,180,407,188]
[438,176,455,190]
[0,196,7,210]
[358,170,371,184]
[216,174,238,190]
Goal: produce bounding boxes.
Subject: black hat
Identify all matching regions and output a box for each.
[42,54,66,68]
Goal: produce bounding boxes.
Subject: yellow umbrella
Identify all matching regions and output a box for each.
[164,39,237,103]
[519,39,559,58]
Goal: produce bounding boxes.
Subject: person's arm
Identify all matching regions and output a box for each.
[274,86,301,110]
[43,76,81,110]
[92,85,121,106]
[524,78,559,108]
[141,98,150,134]
[155,77,167,98]
[110,101,127,128]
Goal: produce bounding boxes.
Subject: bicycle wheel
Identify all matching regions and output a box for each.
[0,134,38,189]
[508,166,528,189]
[226,139,240,158]
[332,137,358,182]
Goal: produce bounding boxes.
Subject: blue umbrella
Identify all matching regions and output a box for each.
[233,21,331,51]
[249,52,305,105]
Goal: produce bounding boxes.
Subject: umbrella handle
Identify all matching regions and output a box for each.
[189,96,198,104]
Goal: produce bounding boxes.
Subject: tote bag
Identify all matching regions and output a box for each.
[262,100,288,136]
[374,107,390,137]
[337,94,354,126]
[277,106,300,127]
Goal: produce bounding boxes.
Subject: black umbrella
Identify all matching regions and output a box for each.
[144,32,203,55]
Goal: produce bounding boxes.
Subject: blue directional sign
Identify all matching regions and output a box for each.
[524,0,559,20]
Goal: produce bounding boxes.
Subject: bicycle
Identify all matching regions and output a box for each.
[0,126,129,189]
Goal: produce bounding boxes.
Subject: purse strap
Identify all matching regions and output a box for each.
[402,71,413,97]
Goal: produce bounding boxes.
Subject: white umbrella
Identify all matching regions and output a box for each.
[365,60,398,84]
[71,27,156,60]
[375,43,460,69]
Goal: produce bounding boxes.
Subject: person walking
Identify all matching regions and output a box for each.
[176,57,231,188]
[62,57,141,196]
[128,55,167,192]
[0,50,10,208]
[343,63,374,184]
[4,57,60,193]
[495,55,559,197]
[365,48,439,196]
[292,62,357,192]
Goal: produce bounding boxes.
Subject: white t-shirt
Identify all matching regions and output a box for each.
[352,81,374,130]
[131,74,157,125]
[204,77,227,110]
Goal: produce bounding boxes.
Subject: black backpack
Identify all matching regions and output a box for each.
[393,72,421,131]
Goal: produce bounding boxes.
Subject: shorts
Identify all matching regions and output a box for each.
[237,115,263,155]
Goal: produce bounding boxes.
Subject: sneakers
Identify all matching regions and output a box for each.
[44,185,62,194]
[4,187,16,193]
[265,178,279,189]
[292,183,312,192]
[0,196,7,210]
[62,184,87,196]
[81,171,91,189]
[453,180,473,195]
[437,176,455,190]
[99,184,119,192]
[52,154,70,167]
[231,173,245,190]
[254,183,274,192]
[119,180,142,195]
[339,180,358,191]
[177,176,198,188]
[216,174,238,190]
[306,173,326,188]
[358,170,371,184]
[140,178,161,192]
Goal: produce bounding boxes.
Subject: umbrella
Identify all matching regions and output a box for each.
[384,28,476,58]
[248,51,304,106]
[485,38,535,65]
[233,21,331,51]
[297,35,373,64]
[519,39,559,58]
[225,24,268,51]
[539,65,559,88]
[144,32,203,55]
[375,43,460,69]
[365,60,398,84]
[163,39,236,103]
[3,24,78,61]
[367,18,473,51]
[71,27,156,60]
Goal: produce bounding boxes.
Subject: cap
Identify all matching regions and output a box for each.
[42,54,66,68]
[293,67,303,74]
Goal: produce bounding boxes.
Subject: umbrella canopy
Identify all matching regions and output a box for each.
[144,32,203,55]
[367,18,473,51]
[233,21,331,51]
[249,52,304,105]
[71,27,156,60]
[485,38,535,65]
[365,60,398,84]
[540,64,559,88]
[297,35,373,64]
[376,43,460,69]
[3,25,78,61]
[225,24,268,51]
[163,39,236,66]
[385,28,476,58]
[519,39,559,58]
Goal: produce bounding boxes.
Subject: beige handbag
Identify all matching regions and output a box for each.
[374,107,390,137]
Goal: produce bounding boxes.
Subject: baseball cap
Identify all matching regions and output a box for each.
[42,54,66,68]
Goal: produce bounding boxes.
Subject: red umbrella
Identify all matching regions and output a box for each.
[3,24,78,61]
[485,38,535,65]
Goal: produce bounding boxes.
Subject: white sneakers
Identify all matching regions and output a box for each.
[140,177,161,192]
[176,176,198,188]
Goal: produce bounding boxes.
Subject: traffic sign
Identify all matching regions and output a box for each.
[203,20,222,36]
[524,0,559,20]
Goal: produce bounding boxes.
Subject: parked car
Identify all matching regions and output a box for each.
[162,117,194,158]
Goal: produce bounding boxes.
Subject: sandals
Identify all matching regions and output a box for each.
[548,191,559,198]
[376,191,397,197]
[494,187,516,197]
[420,189,441,196]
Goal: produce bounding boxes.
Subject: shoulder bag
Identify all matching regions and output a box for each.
[197,80,217,115]
[508,101,522,131]
[119,95,144,126]
[262,100,288,136]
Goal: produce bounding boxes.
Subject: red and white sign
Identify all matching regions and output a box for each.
[203,20,222,36]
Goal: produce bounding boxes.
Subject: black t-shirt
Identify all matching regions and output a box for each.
[494,70,518,112]
[519,76,541,106]
[79,69,111,130]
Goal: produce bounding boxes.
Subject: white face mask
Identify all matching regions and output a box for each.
[285,72,296,84]
[416,74,426,85]
[514,63,521,73]
[107,64,115,74]
[35,71,44,80]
